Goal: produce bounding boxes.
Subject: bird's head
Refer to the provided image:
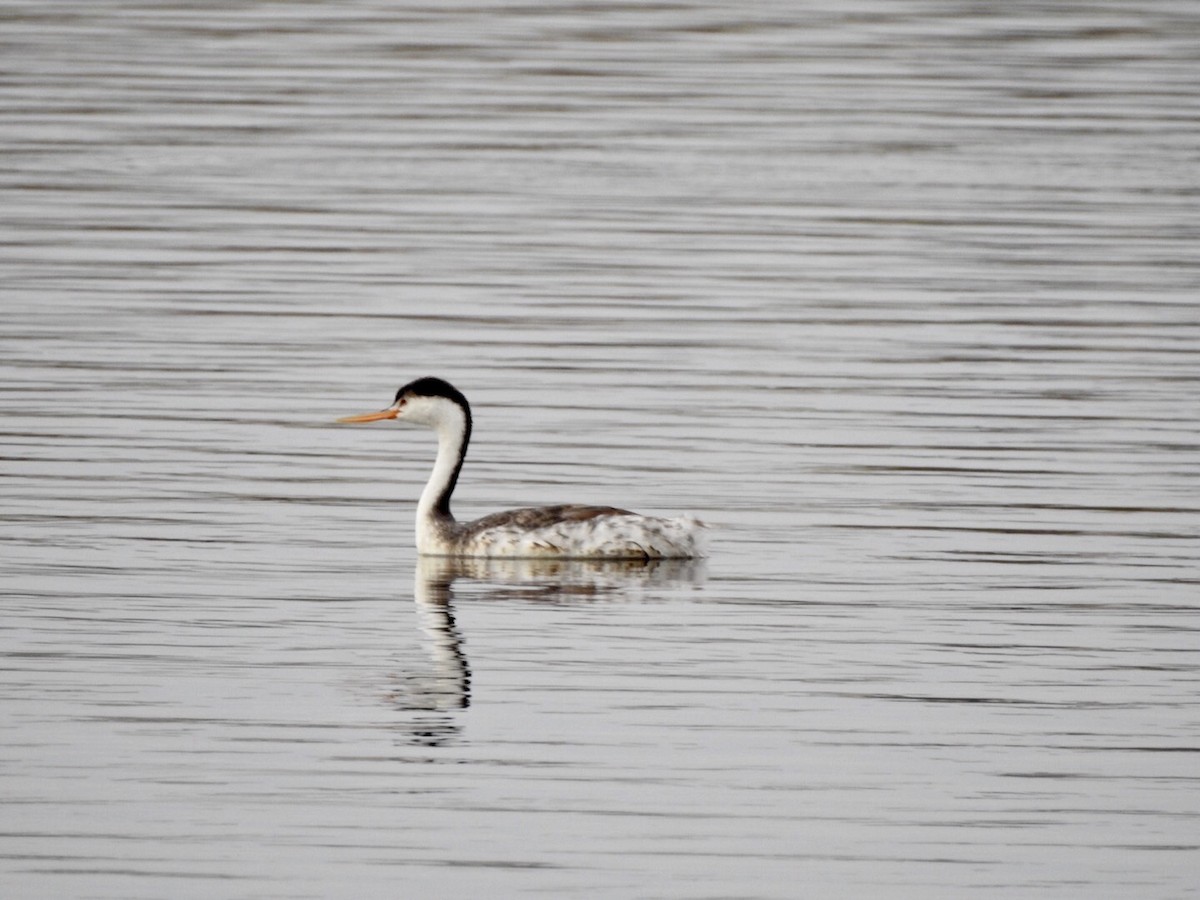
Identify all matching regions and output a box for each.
[338,376,471,432]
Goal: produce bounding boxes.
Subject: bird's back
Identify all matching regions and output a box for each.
[446,504,706,559]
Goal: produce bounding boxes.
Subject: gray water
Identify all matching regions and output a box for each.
[2,1,1198,898]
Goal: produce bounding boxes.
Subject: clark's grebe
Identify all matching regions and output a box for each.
[338,377,706,559]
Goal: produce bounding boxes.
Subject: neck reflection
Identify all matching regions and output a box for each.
[394,555,707,743]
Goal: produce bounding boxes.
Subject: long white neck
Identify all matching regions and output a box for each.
[414,402,470,552]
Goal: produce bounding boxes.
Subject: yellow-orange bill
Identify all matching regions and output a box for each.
[337,407,398,424]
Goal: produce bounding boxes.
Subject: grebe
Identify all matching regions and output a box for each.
[338,377,706,559]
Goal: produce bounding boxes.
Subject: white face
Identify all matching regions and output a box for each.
[339,390,466,433]
[395,393,465,433]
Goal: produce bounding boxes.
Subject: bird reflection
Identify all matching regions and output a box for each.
[407,558,472,712]
[389,555,706,745]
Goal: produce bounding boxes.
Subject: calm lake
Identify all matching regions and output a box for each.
[2,1,1198,898]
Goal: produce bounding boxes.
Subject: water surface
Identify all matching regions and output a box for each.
[2,1,1198,898]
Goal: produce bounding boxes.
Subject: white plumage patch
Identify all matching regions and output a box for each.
[426,510,707,560]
